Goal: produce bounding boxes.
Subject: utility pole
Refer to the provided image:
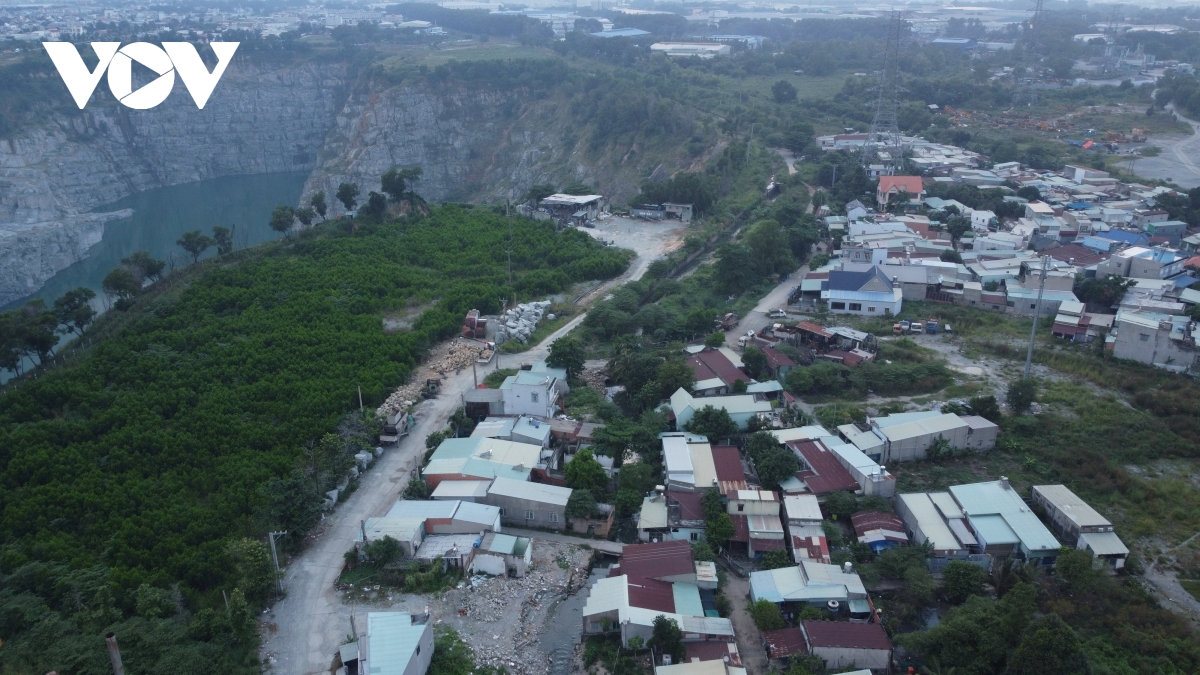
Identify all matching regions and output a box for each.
[830,164,837,189]
[1023,255,1050,378]
[268,531,287,594]
[105,633,126,675]
[472,360,478,388]
[746,123,754,163]
[357,384,363,415]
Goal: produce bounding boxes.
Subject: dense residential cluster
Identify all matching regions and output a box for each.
[805,143,1200,372]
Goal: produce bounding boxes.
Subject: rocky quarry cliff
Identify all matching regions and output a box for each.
[0,54,700,305]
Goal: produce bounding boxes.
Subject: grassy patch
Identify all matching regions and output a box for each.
[483,368,517,388]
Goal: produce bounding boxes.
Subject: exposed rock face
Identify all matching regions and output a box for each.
[0,57,686,305]
[0,61,349,305]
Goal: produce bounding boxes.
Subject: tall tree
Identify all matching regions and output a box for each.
[16,300,57,366]
[102,266,141,308]
[295,208,315,228]
[212,226,234,255]
[360,191,388,221]
[744,219,795,276]
[1004,614,1088,675]
[649,615,685,665]
[310,191,327,220]
[547,336,585,379]
[121,250,165,284]
[523,183,557,204]
[564,449,608,494]
[565,489,598,518]
[53,287,97,337]
[685,405,739,440]
[336,182,360,212]
[381,166,424,202]
[741,345,767,379]
[177,229,216,263]
[268,206,295,236]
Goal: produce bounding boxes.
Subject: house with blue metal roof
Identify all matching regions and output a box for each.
[820,266,902,316]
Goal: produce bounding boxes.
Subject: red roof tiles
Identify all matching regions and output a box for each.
[878,176,924,195]
[711,446,747,484]
[803,621,892,651]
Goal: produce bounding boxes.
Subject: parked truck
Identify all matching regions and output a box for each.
[894,320,910,335]
[925,320,939,334]
[716,312,739,331]
[379,410,413,444]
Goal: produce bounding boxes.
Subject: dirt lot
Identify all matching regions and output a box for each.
[336,541,594,675]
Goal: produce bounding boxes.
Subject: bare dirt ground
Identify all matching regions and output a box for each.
[259,218,686,675]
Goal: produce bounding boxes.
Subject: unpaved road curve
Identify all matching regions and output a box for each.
[1139,108,1200,188]
[259,225,676,675]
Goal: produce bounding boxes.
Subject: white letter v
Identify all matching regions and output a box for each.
[164,42,240,110]
[43,42,120,109]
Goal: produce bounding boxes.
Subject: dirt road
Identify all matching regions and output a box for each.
[1139,109,1200,188]
[260,220,681,675]
[723,573,769,674]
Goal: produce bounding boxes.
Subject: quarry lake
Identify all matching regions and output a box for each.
[9,171,309,310]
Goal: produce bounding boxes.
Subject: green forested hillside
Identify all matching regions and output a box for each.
[0,206,630,674]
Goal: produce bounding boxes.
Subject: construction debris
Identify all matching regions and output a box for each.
[581,367,607,395]
[375,340,492,415]
[496,301,553,344]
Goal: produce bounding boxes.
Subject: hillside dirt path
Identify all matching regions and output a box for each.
[259,221,680,675]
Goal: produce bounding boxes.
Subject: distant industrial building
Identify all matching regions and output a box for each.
[650,42,732,58]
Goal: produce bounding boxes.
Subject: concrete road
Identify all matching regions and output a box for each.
[260,219,681,675]
[725,265,812,349]
[723,573,769,674]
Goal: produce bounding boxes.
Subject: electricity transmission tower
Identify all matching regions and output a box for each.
[1014,0,1046,106]
[861,11,906,172]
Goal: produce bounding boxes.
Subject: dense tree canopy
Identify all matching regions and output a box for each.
[0,206,630,672]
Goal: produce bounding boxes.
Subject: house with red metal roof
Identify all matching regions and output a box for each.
[687,348,749,396]
[787,440,860,496]
[851,510,908,552]
[802,621,892,672]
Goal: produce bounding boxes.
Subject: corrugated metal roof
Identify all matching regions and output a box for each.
[784,495,822,522]
[771,426,831,443]
[1080,531,1129,556]
[358,517,425,543]
[430,480,492,499]
[488,476,571,505]
[949,481,1061,553]
[453,501,501,526]
[802,620,891,650]
[386,500,457,520]
[484,532,519,555]
[582,575,628,616]
[672,582,704,617]
[689,443,717,489]
[366,613,427,675]
[1032,485,1111,528]
[897,493,963,552]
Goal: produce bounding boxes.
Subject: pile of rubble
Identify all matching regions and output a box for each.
[431,340,489,374]
[376,340,493,415]
[496,301,553,344]
[581,367,607,395]
[377,384,423,416]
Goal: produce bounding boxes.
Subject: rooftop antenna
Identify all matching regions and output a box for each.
[862,11,906,172]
